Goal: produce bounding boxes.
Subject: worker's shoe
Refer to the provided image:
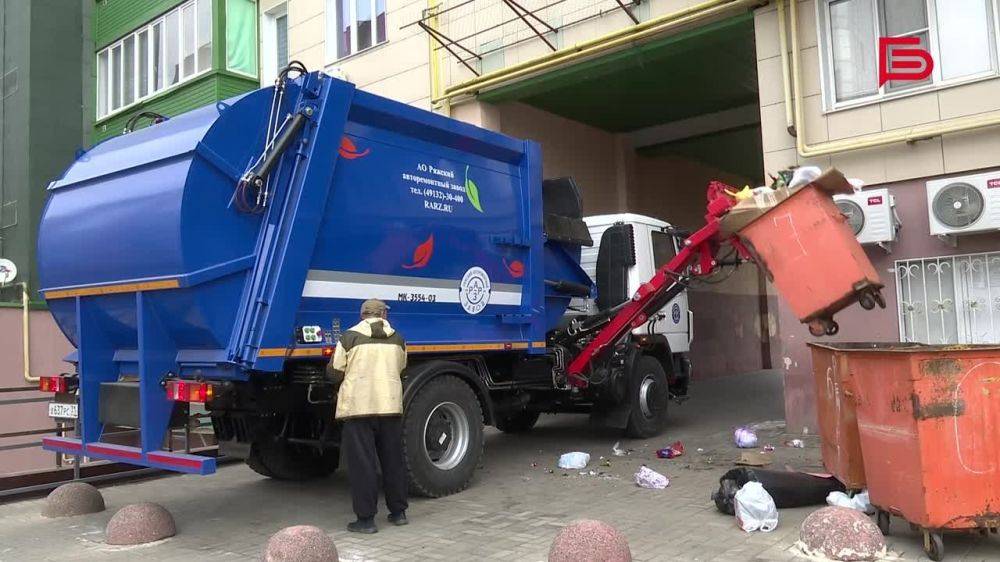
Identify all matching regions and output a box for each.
[347,517,378,534]
[388,511,409,526]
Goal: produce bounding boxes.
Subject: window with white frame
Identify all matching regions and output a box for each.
[326,0,387,61]
[261,4,289,85]
[820,0,999,109]
[96,0,213,120]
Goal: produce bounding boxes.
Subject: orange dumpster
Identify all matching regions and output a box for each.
[843,344,1000,561]
[807,343,873,490]
[739,182,883,336]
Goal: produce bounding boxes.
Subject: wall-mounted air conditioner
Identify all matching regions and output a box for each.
[926,171,1000,237]
[833,188,899,250]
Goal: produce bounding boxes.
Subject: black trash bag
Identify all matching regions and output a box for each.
[712,467,846,515]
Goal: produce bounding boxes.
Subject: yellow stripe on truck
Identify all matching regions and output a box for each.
[44,279,181,299]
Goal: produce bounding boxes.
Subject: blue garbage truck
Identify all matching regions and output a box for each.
[37,69,695,496]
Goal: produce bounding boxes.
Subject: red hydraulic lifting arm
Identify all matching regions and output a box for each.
[564,182,746,388]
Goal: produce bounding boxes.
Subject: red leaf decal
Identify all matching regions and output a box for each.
[402,234,434,269]
[504,258,524,278]
[338,136,370,159]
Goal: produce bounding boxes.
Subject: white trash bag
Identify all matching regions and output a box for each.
[633,466,669,489]
[557,452,590,470]
[826,490,875,514]
[734,481,779,533]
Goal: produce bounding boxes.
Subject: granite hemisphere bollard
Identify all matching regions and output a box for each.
[263,525,339,562]
[548,519,632,562]
[41,482,105,518]
[798,506,886,561]
[105,502,177,545]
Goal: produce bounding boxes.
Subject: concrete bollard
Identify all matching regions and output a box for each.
[105,502,177,545]
[800,506,886,561]
[263,525,339,562]
[548,519,632,562]
[41,482,106,518]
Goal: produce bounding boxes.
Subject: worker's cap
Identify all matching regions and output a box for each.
[360,299,389,316]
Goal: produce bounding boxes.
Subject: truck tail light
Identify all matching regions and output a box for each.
[164,380,215,403]
[39,375,75,393]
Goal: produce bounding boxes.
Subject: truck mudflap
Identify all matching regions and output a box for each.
[41,436,217,475]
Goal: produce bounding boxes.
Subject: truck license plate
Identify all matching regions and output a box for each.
[48,402,78,419]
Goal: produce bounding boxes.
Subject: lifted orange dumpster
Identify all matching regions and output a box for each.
[842,344,1000,560]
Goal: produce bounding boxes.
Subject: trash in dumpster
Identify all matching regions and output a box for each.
[734,482,778,533]
[656,441,684,459]
[734,427,758,448]
[558,452,590,470]
[713,467,846,515]
[634,466,669,489]
[825,490,874,514]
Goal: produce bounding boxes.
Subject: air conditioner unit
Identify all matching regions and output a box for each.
[833,188,899,247]
[926,171,1000,236]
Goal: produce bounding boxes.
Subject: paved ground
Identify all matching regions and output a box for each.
[2,371,998,561]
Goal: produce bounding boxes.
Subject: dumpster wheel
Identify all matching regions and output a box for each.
[923,530,944,561]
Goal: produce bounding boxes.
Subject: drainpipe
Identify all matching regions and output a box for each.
[426,0,451,116]
[783,0,1000,157]
[20,282,37,383]
[434,0,762,104]
[777,0,794,135]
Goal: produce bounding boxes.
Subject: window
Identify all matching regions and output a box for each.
[897,252,1000,344]
[327,0,387,61]
[226,0,259,77]
[261,3,288,85]
[95,0,213,120]
[650,230,677,268]
[820,0,998,108]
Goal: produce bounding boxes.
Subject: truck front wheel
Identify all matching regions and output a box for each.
[403,375,484,497]
[625,355,670,438]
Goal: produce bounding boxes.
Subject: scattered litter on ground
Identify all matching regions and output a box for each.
[734,481,778,532]
[634,466,669,489]
[735,451,773,467]
[611,442,629,457]
[714,467,846,515]
[763,445,775,452]
[785,439,805,448]
[749,420,786,432]
[826,490,874,514]
[558,452,590,470]
[696,448,705,453]
[545,469,555,474]
[600,458,612,468]
[734,426,758,448]
[656,441,684,459]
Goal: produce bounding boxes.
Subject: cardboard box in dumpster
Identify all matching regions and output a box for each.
[720,168,856,235]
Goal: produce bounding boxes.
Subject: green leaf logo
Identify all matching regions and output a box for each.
[465,165,483,213]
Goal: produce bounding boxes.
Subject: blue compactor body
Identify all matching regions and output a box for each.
[38,72,683,493]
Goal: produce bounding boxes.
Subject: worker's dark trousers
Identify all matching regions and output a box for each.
[342,416,409,520]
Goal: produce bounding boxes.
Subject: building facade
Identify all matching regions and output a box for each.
[261,0,1000,430]
[0,0,87,473]
[92,0,261,142]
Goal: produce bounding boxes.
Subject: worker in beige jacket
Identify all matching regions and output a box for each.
[328,299,408,534]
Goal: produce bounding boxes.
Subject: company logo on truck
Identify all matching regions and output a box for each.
[464,166,483,213]
[460,267,491,314]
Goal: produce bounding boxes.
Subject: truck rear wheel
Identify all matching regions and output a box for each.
[494,411,540,433]
[625,355,670,438]
[403,375,484,497]
[247,439,340,480]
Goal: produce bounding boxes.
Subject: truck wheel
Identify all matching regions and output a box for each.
[247,439,339,480]
[403,375,484,498]
[494,411,540,433]
[625,355,670,438]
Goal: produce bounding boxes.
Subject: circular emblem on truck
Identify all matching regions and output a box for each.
[672,303,681,324]
[460,267,491,315]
